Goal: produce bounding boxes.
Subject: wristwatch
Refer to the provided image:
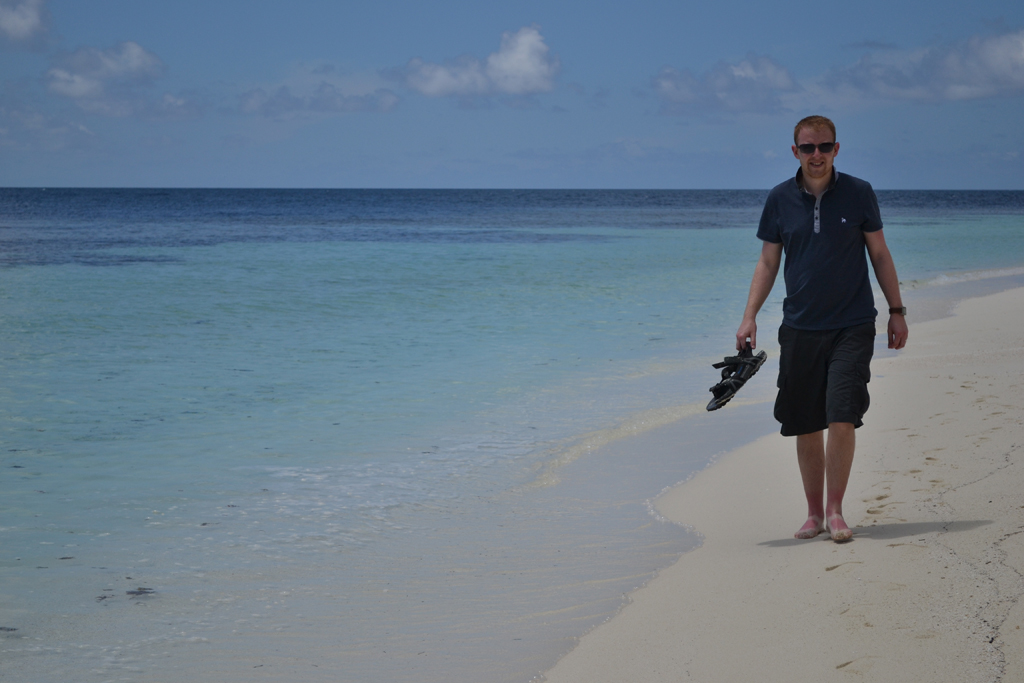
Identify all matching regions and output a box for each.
[889,307,907,315]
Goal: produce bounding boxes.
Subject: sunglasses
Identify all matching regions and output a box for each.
[796,142,836,155]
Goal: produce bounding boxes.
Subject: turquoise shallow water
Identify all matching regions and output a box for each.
[1,189,1022,681]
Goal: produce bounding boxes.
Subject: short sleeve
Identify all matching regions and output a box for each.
[756,193,782,243]
[862,185,883,233]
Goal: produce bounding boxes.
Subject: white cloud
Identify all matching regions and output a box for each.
[825,29,1024,101]
[239,84,399,116]
[238,64,400,117]
[403,26,559,98]
[654,30,1024,116]
[0,0,45,41]
[404,56,489,97]
[42,41,199,119]
[485,26,558,94]
[46,41,169,116]
[654,53,799,114]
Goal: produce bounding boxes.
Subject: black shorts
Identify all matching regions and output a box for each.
[774,322,875,437]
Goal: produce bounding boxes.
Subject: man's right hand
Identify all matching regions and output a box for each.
[736,318,757,351]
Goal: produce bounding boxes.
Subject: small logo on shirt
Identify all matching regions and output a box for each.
[841,218,847,223]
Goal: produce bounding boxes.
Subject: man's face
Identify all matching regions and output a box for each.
[792,126,839,182]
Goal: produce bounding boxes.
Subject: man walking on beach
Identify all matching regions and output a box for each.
[736,115,908,542]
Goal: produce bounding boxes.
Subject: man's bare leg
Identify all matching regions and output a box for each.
[824,422,856,541]
[795,423,856,540]
[795,430,826,538]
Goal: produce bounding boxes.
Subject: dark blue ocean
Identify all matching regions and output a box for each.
[2,189,1023,682]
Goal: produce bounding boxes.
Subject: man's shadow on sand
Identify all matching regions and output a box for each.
[757,520,992,547]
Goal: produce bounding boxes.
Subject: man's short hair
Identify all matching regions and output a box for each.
[793,115,836,144]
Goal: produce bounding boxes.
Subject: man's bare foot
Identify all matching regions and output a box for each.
[794,516,825,539]
[826,513,853,542]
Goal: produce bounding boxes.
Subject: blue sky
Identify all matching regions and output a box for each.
[2,0,1024,188]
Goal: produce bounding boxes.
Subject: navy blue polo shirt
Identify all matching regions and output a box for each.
[757,168,882,330]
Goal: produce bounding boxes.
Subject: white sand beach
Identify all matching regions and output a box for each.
[543,286,1024,682]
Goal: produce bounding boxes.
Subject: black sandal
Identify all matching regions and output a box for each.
[706,344,767,411]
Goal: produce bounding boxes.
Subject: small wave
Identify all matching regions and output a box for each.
[522,395,771,489]
[925,266,1024,286]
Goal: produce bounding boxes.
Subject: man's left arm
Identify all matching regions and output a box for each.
[864,229,908,350]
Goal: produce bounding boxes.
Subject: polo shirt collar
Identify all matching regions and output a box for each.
[795,166,839,194]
